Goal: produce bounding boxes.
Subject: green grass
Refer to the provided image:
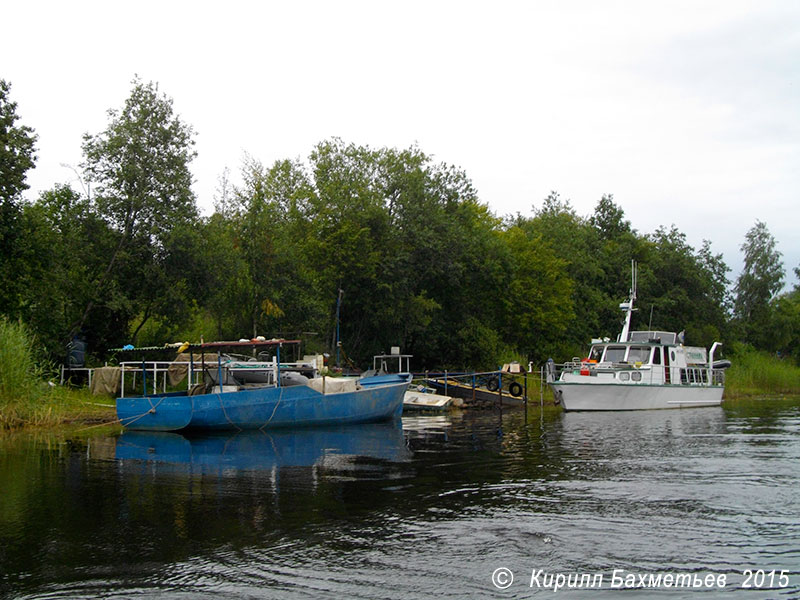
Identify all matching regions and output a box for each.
[0,318,117,430]
[725,347,800,398]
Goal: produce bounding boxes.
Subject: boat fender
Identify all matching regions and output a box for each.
[509,382,523,397]
[486,378,500,392]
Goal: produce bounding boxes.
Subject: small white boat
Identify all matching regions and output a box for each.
[363,349,455,411]
[546,262,730,411]
[403,384,455,411]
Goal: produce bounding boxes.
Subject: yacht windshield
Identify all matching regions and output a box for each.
[603,346,627,363]
[627,346,651,364]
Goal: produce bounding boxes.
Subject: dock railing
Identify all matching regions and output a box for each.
[418,369,529,405]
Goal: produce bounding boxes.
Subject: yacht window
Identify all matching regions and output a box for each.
[604,346,627,363]
[652,347,662,365]
[627,346,650,364]
[588,346,603,362]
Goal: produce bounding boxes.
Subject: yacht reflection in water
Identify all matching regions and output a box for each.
[115,420,410,474]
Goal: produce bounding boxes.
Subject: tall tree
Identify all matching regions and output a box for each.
[734,220,784,347]
[521,192,607,350]
[641,226,730,348]
[0,79,38,316]
[76,77,198,342]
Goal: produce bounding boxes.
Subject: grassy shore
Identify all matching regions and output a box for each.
[0,380,118,431]
[724,347,800,398]
[3,315,800,429]
[0,318,117,430]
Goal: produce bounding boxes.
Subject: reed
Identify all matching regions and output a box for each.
[0,318,62,429]
[725,347,800,397]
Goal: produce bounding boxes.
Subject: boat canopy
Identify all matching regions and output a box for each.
[627,331,677,344]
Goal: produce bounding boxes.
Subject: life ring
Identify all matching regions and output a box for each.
[509,382,523,397]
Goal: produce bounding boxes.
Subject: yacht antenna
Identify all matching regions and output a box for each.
[648,305,654,333]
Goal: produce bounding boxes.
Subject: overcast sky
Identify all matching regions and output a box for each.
[4,0,799,288]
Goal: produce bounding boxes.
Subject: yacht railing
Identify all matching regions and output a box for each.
[546,360,726,387]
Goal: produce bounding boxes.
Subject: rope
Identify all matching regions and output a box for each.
[217,392,242,431]
[260,385,285,430]
[117,395,166,428]
[76,417,125,432]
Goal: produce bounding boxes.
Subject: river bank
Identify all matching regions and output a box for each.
[3,342,799,430]
[0,386,117,431]
[723,347,800,398]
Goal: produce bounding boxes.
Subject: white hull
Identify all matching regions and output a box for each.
[403,389,454,410]
[550,381,723,411]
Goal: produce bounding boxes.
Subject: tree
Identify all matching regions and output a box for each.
[521,192,607,350]
[734,221,784,347]
[76,77,199,342]
[500,226,573,362]
[0,79,38,316]
[640,226,730,348]
[590,193,631,241]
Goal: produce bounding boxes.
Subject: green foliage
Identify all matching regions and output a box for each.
[3,84,798,379]
[5,71,800,422]
[759,284,800,361]
[734,220,784,347]
[0,79,37,204]
[72,77,200,348]
[0,79,38,317]
[641,226,731,348]
[82,77,197,240]
[499,226,573,362]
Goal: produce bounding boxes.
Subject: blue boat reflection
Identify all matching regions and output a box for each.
[115,420,410,473]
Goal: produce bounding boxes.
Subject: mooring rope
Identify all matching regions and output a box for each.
[117,395,166,428]
[260,385,285,430]
[217,391,242,431]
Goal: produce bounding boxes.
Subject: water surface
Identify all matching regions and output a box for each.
[1,398,798,598]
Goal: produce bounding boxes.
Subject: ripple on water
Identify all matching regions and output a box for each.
[2,400,800,598]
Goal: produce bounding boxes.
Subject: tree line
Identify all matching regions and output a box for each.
[2,77,799,371]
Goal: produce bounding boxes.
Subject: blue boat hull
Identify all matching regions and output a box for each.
[116,375,410,431]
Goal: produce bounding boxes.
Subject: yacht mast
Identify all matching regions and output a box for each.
[618,260,637,342]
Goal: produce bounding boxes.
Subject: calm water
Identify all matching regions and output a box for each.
[1,398,799,599]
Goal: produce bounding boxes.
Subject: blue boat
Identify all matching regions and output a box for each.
[116,340,411,431]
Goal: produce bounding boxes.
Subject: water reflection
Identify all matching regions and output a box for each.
[2,401,799,599]
[115,420,410,474]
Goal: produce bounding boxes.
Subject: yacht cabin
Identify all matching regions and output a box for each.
[580,330,718,386]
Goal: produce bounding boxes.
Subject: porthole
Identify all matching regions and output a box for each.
[631,371,642,382]
[619,372,630,381]
[671,351,676,361]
